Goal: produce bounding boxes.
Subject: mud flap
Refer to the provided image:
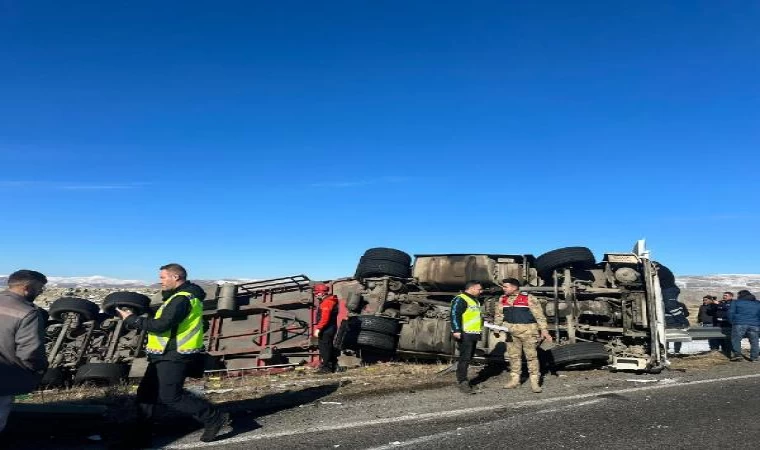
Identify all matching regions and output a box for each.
[128,357,149,379]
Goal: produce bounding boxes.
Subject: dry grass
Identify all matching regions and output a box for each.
[669,350,731,370]
[200,362,450,403]
[17,384,132,405]
[16,362,450,408]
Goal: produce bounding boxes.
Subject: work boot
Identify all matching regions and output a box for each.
[504,373,520,389]
[503,373,520,389]
[457,381,474,394]
[200,411,232,442]
[529,375,542,393]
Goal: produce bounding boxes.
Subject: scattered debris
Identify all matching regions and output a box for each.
[206,389,234,394]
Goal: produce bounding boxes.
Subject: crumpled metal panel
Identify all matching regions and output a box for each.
[398,318,454,354]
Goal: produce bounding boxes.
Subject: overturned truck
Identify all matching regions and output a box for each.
[332,241,670,373]
[40,240,674,387]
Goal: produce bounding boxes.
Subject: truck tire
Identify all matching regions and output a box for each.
[39,308,50,325]
[39,367,66,388]
[355,258,411,279]
[550,342,609,367]
[399,303,424,317]
[535,247,596,276]
[345,292,363,313]
[654,262,677,288]
[357,315,400,335]
[102,292,151,315]
[361,248,412,266]
[356,331,396,351]
[334,318,360,350]
[74,363,126,386]
[48,297,100,322]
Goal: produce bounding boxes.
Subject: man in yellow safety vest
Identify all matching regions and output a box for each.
[450,280,484,394]
[117,263,231,444]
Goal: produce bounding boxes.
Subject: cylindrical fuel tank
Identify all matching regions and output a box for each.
[412,255,497,290]
[217,283,238,314]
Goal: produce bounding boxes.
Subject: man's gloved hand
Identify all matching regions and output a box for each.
[313,329,320,338]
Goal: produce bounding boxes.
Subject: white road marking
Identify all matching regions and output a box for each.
[163,372,760,449]
[534,398,603,414]
[366,398,605,450]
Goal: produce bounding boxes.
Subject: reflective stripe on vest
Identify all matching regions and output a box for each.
[146,291,205,355]
[458,293,482,333]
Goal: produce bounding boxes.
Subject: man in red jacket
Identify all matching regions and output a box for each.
[313,284,340,373]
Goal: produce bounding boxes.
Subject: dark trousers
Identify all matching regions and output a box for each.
[136,358,217,425]
[456,333,479,383]
[701,323,722,350]
[718,325,732,354]
[731,325,760,360]
[318,327,337,371]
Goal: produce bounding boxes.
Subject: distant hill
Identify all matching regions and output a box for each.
[3,273,758,307]
[0,274,148,288]
[0,275,255,288]
[676,274,760,305]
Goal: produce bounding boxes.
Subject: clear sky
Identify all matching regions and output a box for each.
[1,1,758,281]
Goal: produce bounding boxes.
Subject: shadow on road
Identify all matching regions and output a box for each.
[2,383,340,449]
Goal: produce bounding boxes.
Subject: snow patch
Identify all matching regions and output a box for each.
[214,278,258,285]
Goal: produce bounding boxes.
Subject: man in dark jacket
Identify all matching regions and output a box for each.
[0,270,48,434]
[450,280,484,394]
[728,290,760,361]
[714,291,734,355]
[663,287,689,354]
[697,296,721,351]
[117,263,231,444]
[697,296,717,325]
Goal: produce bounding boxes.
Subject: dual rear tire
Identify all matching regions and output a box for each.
[355,248,412,279]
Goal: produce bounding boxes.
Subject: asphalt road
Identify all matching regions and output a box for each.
[161,369,760,450]
[6,363,760,449]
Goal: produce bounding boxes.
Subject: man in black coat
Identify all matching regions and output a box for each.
[697,295,720,351]
[663,287,690,354]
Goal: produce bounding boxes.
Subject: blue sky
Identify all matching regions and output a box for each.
[1,1,758,281]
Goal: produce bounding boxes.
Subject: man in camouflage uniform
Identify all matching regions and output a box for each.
[498,278,552,393]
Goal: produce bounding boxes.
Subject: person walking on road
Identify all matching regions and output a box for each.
[0,270,48,435]
[117,263,231,444]
[499,278,552,393]
[313,283,340,374]
[450,280,484,394]
[728,290,760,362]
